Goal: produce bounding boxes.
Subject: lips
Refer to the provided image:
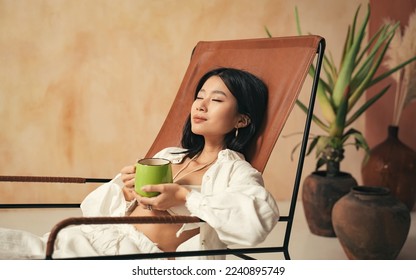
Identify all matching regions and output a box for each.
[192,115,207,123]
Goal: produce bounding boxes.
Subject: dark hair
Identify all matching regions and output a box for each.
[181,67,268,158]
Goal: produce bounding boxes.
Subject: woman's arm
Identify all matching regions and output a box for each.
[185,161,280,246]
[80,174,127,217]
[80,148,184,217]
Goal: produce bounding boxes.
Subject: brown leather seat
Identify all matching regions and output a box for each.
[147,36,324,173]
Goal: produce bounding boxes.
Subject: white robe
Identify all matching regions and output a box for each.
[0,148,279,259]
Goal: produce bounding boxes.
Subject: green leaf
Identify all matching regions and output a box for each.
[265,26,273,38]
[340,26,352,69]
[348,4,361,48]
[347,26,397,110]
[346,85,390,126]
[321,52,339,90]
[315,136,330,158]
[329,91,348,138]
[316,82,336,124]
[289,134,318,161]
[306,136,320,156]
[349,25,393,91]
[332,4,370,107]
[355,22,389,66]
[316,158,326,171]
[342,128,369,152]
[295,6,302,35]
[296,100,330,132]
[368,55,416,88]
[325,52,338,88]
[290,141,302,161]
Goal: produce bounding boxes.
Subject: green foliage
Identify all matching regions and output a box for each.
[268,4,416,172]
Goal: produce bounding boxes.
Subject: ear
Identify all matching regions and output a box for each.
[236,114,251,129]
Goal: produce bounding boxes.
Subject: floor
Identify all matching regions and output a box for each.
[229,201,416,260]
[0,201,414,260]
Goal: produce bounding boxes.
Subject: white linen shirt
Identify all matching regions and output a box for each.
[81,147,280,259]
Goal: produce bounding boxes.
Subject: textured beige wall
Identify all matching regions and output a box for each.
[0,0,367,204]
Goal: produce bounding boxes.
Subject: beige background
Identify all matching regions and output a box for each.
[1,0,372,204]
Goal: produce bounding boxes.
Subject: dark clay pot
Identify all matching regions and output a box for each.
[302,171,357,237]
[362,126,416,210]
[332,186,410,259]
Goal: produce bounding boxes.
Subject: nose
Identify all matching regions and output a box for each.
[195,99,207,112]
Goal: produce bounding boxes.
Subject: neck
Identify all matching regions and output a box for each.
[198,140,224,163]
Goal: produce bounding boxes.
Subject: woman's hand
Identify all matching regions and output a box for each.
[134,183,190,211]
[120,165,136,201]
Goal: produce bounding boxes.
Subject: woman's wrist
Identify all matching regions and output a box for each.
[122,186,135,201]
[178,187,190,204]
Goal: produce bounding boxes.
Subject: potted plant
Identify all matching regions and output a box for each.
[267,4,416,236]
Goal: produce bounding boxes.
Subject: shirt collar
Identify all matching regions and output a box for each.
[170,148,245,164]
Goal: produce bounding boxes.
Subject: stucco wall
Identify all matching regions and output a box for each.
[0,0,368,203]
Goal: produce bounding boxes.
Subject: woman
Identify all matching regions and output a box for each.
[0,68,279,259]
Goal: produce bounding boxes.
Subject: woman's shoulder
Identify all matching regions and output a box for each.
[217,149,244,161]
[217,149,258,171]
[215,149,264,185]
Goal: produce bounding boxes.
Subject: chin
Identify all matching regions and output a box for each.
[191,128,203,136]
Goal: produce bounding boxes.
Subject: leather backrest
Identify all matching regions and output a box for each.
[146,36,323,173]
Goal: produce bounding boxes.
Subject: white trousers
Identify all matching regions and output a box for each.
[0,224,162,259]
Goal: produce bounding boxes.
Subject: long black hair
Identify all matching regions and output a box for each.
[181,67,268,159]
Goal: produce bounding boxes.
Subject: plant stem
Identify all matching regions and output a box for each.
[393,69,405,126]
[326,160,340,177]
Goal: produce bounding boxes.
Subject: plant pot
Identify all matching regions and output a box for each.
[332,186,410,259]
[302,171,357,237]
[362,126,416,210]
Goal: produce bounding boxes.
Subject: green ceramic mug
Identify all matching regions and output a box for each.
[134,158,173,197]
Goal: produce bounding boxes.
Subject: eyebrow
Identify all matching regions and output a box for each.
[199,89,228,97]
[212,90,227,96]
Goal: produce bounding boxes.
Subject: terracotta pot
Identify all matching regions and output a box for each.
[332,186,410,259]
[302,171,357,237]
[362,126,416,210]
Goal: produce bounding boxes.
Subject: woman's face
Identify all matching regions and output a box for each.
[191,75,243,143]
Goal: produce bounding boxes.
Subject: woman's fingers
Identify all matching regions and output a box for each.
[120,165,136,188]
[135,184,188,211]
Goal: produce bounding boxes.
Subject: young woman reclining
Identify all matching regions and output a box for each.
[0,67,279,259]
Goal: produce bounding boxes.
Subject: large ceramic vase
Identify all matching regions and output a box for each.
[302,171,357,237]
[362,126,416,210]
[332,186,410,259]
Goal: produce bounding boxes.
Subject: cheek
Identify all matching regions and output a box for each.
[215,108,240,129]
[224,105,240,122]
[190,101,199,114]
[191,100,197,110]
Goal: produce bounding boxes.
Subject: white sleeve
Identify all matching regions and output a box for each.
[185,163,279,246]
[80,174,127,217]
[79,147,181,218]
